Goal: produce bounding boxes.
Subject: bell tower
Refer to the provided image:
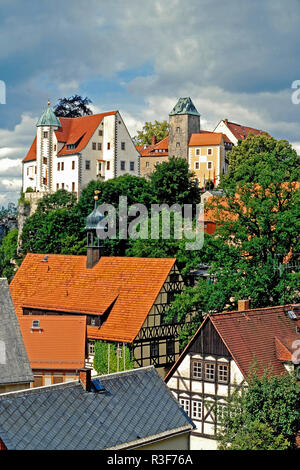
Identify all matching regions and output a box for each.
[85,191,105,269]
[168,97,200,160]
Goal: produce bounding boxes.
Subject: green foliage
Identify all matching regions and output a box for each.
[0,228,19,280]
[135,120,169,145]
[149,157,201,206]
[54,95,93,118]
[217,369,300,450]
[36,189,77,213]
[166,135,300,343]
[93,341,134,375]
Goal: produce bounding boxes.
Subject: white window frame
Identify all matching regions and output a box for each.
[179,398,190,416]
[207,161,213,170]
[192,400,202,420]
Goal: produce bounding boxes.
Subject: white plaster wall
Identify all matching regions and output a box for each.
[115,111,140,177]
[190,435,218,450]
[23,161,37,191]
[214,121,238,145]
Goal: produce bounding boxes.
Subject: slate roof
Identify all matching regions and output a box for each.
[0,279,33,386]
[165,304,300,382]
[169,97,200,116]
[0,366,194,450]
[18,316,86,370]
[10,254,176,343]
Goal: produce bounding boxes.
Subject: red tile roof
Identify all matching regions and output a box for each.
[165,304,300,382]
[23,111,117,162]
[10,254,176,343]
[137,136,169,157]
[23,136,37,162]
[18,315,86,370]
[224,120,268,141]
[189,132,231,146]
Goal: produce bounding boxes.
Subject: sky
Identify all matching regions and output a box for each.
[1,0,300,206]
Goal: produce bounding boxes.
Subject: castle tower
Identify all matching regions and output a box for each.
[36,102,61,192]
[168,97,200,160]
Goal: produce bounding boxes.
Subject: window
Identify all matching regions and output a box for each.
[72,161,75,170]
[120,161,125,171]
[176,127,180,133]
[62,183,64,189]
[146,162,149,168]
[150,340,159,358]
[43,131,48,139]
[88,341,95,355]
[99,130,103,136]
[176,142,180,148]
[61,162,64,171]
[98,143,102,151]
[205,363,215,381]
[179,398,190,415]
[35,167,37,174]
[194,162,199,170]
[166,338,175,356]
[207,161,213,170]
[192,401,202,420]
[85,160,90,170]
[27,167,29,176]
[107,142,110,150]
[196,149,200,156]
[106,161,110,171]
[192,360,202,379]
[43,157,47,165]
[56,183,59,190]
[92,142,96,150]
[54,144,57,152]
[57,162,60,171]
[130,161,134,171]
[32,320,40,329]
[72,182,75,192]
[207,148,212,155]
[218,364,229,383]
[121,142,125,150]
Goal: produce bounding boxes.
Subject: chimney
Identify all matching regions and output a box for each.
[224,118,228,125]
[79,368,92,392]
[86,246,101,269]
[238,300,250,311]
[151,135,157,145]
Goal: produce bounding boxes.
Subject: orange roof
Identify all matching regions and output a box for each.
[137,136,169,157]
[224,120,268,141]
[189,132,231,146]
[23,111,117,162]
[18,315,86,370]
[23,136,37,162]
[10,254,176,343]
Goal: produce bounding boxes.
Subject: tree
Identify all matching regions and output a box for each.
[0,228,19,281]
[166,135,300,341]
[135,120,169,145]
[54,95,93,118]
[217,368,300,450]
[149,157,201,206]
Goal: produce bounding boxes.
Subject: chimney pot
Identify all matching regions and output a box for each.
[79,368,92,392]
[238,300,250,311]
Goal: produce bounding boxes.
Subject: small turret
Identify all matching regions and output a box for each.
[85,191,105,269]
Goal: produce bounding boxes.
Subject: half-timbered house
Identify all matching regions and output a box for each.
[165,301,300,449]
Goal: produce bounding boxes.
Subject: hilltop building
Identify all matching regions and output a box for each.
[214,119,268,145]
[22,103,140,198]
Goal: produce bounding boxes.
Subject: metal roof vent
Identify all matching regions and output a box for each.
[92,379,105,393]
[287,310,297,321]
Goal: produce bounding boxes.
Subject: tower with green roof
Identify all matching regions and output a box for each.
[36,101,61,192]
[168,97,200,160]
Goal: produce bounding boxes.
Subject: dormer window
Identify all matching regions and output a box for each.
[32,320,39,329]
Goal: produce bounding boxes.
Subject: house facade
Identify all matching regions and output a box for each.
[213,118,268,145]
[165,302,300,450]
[189,132,232,188]
[138,136,169,178]
[23,104,140,198]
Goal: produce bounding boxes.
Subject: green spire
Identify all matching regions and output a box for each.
[169,97,200,116]
[36,101,61,127]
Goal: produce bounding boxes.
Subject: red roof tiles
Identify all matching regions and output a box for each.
[18,315,86,370]
[224,120,268,141]
[10,254,176,343]
[23,111,117,162]
[137,136,169,157]
[189,132,231,146]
